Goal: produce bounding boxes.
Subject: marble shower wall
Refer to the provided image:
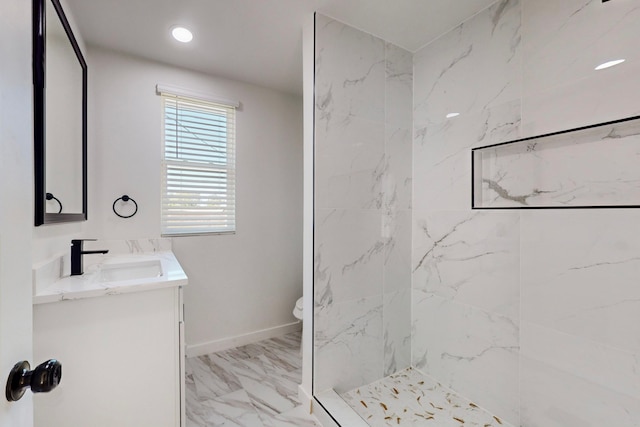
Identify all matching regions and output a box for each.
[314,14,413,394]
[412,0,522,423]
[519,0,640,425]
[413,0,640,426]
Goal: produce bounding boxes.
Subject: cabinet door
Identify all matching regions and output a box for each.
[34,288,180,427]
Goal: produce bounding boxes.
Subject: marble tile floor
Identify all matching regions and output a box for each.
[186,331,322,427]
[342,368,513,427]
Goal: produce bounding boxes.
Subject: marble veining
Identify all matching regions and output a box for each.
[314,14,385,124]
[314,12,413,399]
[520,209,640,355]
[312,0,640,425]
[33,251,187,304]
[383,289,411,376]
[474,117,640,208]
[83,238,172,256]
[411,292,520,424]
[32,238,174,298]
[314,295,384,394]
[412,210,520,321]
[186,331,320,427]
[314,208,385,305]
[342,367,513,427]
[409,1,523,424]
[412,0,521,213]
[413,0,521,129]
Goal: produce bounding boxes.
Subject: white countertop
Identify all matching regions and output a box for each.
[33,251,188,305]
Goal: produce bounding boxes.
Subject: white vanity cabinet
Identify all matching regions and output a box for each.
[34,286,185,427]
[32,249,187,427]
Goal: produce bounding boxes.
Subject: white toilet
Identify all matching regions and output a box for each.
[293,296,303,320]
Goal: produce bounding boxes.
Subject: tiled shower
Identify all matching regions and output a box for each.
[312,0,640,426]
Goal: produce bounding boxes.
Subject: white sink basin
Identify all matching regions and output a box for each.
[98,260,163,283]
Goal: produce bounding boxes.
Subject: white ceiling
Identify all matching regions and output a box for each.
[64,0,497,95]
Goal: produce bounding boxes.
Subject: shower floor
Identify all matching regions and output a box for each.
[341,368,512,427]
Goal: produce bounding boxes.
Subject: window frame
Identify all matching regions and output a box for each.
[158,86,238,237]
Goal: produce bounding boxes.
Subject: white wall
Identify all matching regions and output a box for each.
[86,48,303,351]
[0,0,34,424]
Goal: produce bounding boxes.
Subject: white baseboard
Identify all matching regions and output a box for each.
[298,384,313,414]
[186,321,302,358]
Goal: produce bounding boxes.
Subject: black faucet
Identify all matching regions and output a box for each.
[70,239,109,276]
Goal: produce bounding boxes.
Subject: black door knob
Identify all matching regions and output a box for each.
[5,359,62,402]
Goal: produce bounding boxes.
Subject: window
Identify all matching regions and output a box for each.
[159,88,236,236]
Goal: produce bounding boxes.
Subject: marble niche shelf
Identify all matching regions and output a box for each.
[472,115,640,209]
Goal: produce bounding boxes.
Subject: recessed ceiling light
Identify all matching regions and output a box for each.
[446,112,460,119]
[171,26,193,43]
[595,59,625,70]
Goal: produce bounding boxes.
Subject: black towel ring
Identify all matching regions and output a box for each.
[46,192,63,214]
[112,195,138,218]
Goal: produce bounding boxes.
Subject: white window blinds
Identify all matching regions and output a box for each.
[160,92,236,236]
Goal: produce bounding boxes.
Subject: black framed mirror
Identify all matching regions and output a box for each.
[33,0,87,226]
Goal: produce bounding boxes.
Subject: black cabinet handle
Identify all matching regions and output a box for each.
[5,359,62,402]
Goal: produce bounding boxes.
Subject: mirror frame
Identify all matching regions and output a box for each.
[33,0,88,226]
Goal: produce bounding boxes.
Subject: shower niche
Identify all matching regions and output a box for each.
[472,115,640,209]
